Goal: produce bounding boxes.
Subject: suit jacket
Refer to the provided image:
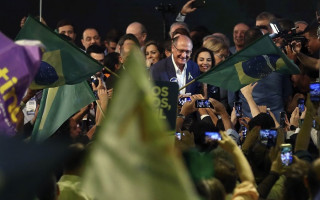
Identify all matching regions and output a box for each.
[150,56,201,94]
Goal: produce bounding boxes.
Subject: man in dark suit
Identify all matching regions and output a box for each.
[150,35,200,94]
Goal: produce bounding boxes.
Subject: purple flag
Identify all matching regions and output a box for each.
[0,33,41,135]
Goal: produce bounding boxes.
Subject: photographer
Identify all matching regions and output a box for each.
[289,21,320,70]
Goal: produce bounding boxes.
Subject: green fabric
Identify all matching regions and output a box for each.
[82,47,200,200]
[58,175,93,200]
[16,16,103,89]
[196,35,300,92]
[31,81,95,142]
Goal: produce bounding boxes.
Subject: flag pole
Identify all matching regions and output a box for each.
[179,79,195,91]
[39,0,42,22]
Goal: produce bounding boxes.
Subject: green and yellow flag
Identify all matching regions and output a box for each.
[196,34,300,92]
[31,81,95,142]
[16,16,103,89]
[82,47,199,200]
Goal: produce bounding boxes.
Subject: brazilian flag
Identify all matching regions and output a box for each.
[196,34,300,92]
[15,16,103,89]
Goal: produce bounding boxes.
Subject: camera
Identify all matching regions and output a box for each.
[269,22,308,49]
[260,129,277,148]
[280,144,293,166]
[195,99,213,108]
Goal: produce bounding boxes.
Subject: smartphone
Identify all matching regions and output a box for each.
[191,0,206,8]
[260,129,277,148]
[175,132,181,140]
[195,99,213,108]
[298,98,305,114]
[178,96,191,106]
[91,76,99,87]
[280,111,286,128]
[280,144,293,166]
[234,102,242,117]
[205,132,221,141]
[240,124,248,139]
[310,82,320,102]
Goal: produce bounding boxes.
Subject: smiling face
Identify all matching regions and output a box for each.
[197,51,212,73]
[171,35,193,69]
[145,44,160,65]
[233,23,249,49]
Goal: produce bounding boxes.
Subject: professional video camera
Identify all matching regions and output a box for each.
[269,22,308,48]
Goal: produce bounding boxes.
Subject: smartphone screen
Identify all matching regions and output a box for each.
[281,144,293,166]
[310,82,320,102]
[298,98,305,114]
[234,102,242,117]
[178,97,191,106]
[175,132,181,140]
[240,125,247,139]
[195,99,213,108]
[205,132,221,141]
[280,111,286,128]
[260,129,277,147]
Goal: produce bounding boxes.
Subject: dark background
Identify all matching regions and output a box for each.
[1,0,320,47]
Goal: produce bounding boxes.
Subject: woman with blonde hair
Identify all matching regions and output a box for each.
[203,37,229,65]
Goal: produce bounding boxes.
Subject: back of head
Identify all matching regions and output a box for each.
[169,22,190,38]
[213,158,237,193]
[104,52,120,72]
[118,33,140,48]
[189,119,219,152]
[203,37,228,53]
[277,18,295,32]
[244,27,263,47]
[304,20,320,38]
[172,27,191,38]
[56,19,74,30]
[283,161,310,200]
[256,11,275,22]
[248,113,275,131]
[86,44,105,55]
[64,143,87,173]
[307,158,320,199]
[196,178,226,200]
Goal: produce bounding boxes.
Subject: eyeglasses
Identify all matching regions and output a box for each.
[173,44,192,55]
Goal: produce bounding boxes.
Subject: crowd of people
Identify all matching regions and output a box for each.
[14,0,320,199]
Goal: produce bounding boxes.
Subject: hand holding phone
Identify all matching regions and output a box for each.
[178,96,191,106]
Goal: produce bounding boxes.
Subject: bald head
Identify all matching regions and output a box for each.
[172,35,193,69]
[126,22,147,47]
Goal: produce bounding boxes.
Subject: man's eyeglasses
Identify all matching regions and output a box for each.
[173,44,192,55]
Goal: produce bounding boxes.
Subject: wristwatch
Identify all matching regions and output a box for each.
[177,113,186,119]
